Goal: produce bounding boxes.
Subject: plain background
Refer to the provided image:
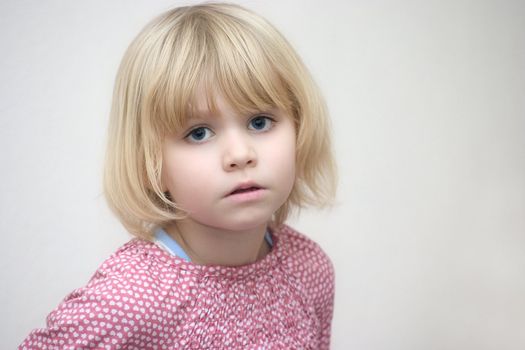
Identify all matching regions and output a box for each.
[1,0,524,349]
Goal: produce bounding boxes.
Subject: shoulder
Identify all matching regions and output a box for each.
[20,239,187,349]
[54,239,181,315]
[61,238,192,327]
[274,224,334,274]
[274,224,335,295]
[77,238,192,303]
[96,238,176,278]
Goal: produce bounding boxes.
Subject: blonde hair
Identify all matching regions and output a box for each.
[103,3,337,239]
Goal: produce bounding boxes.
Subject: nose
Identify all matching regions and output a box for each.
[222,132,257,171]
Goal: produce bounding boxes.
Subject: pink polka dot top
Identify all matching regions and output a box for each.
[19,225,335,349]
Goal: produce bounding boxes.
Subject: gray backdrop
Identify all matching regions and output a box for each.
[1,0,524,349]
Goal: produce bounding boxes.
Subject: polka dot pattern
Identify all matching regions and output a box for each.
[19,225,335,349]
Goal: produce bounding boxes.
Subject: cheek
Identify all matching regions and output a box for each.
[161,148,215,200]
[281,142,297,191]
[267,128,297,190]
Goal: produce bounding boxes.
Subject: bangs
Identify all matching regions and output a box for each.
[144,8,295,137]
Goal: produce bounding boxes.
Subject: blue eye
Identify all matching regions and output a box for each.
[248,116,274,132]
[185,127,214,143]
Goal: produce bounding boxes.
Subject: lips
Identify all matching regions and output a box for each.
[230,186,260,195]
[227,182,264,196]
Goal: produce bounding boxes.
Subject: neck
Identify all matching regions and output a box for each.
[164,220,271,266]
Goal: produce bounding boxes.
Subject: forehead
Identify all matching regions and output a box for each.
[187,84,278,121]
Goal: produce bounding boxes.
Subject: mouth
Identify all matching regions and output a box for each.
[227,182,265,197]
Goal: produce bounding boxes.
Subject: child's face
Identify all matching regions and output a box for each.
[161,90,296,231]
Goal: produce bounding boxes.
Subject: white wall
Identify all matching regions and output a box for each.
[1,1,524,349]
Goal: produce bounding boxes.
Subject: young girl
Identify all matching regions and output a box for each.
[20,3,337,349]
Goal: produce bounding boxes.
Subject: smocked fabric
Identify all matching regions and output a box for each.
[19,225,335,349]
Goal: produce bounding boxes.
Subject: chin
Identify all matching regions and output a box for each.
[193,205,280,232]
